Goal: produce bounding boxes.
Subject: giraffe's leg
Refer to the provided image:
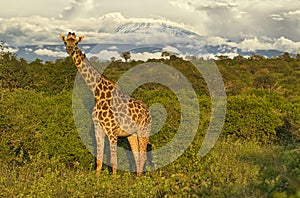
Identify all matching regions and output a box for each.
[109,140,118,175]
[102,126,118,175]
[127,135,140,175]
[93,110,105,175]
[137,136,149,177]
[136,127,151,177]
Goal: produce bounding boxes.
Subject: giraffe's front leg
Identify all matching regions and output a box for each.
[93,110,105,176]
[95,133,105,175]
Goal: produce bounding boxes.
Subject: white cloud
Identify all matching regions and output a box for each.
[0,12,198,47]
[25,48,33,52]
[108,46,119,50]
[1,0,300,57]
[2,0,300,44]
[238,37,274,52]
[238,36,300,53]
[82,46,91,50]
[131,52,162,61]
[270,14,284,21]
[59,0,96,19]
[206,36,237,48]
[162,46,182,54]
[34,49,67,57]
[3,47,19,53]
[87,50,120,61]
[274,37,300,53]
[0,0,69,18]
[169,0,196,12]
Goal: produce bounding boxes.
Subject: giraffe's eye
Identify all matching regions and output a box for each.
[64,42,67,45]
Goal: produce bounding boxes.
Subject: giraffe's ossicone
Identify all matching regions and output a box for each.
[60,32,153,176]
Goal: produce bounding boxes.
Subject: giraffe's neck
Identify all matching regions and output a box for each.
[72,47,108,94]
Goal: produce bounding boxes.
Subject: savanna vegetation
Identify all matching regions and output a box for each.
[0,51,299,197]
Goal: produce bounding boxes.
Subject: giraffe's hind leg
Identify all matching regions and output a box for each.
[128,132,150,177]
[137,136,149,177]
[109,140,118,175]
[127,135,140,175]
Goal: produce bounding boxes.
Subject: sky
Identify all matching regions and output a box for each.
[0,0,300,54]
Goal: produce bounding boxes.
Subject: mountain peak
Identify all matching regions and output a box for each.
[100,12,125,20]
[114,21,199,38]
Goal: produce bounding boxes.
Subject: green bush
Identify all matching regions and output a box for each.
[0,54,76,94]
[223,95,284,143]
[0,89,93,168]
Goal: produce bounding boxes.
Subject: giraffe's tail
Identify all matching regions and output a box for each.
[146,143,154,168]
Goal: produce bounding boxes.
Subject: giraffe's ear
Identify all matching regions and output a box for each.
[59,34,66,42]
[77,36,85,44]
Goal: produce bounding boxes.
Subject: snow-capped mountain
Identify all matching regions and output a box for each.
[115,22,199,37]
[3,21,294,62]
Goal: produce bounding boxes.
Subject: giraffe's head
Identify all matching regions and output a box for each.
[59,32,85,55]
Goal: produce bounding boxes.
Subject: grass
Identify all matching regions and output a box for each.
[1,139,299,197]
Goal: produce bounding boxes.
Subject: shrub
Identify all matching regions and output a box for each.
[223,95,284,143]
[0,89,93,168]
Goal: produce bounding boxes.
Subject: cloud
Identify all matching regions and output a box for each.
[25,48,33,52]
[131,52,162,61]
[34,49,67,57]
[168,0,300,42]
[162,46,182,54]
[1,6,300,56]
[87,50,120,61]
[87,49,163,62]
[0,16,67,46]
[238,37,300,53]
[59,0,96,19]
[0,12,197,46]
[196,1,237,10]
[206,36,237,48]
[270,14,284,21]
[2,0,300,46]
[3,47,19,53]
[82,46,91,50]
[108,46,119,50]
[238,37,274,52]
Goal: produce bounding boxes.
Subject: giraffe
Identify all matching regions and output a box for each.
[60,32,152,176]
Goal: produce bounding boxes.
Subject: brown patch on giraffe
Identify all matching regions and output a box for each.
[102,111,108,118]
[100,92,105,99]
[106,91,112,98]
[132,114,137,121]
[102,102,109,111]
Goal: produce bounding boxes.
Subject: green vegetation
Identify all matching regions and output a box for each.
[0,52,299,197]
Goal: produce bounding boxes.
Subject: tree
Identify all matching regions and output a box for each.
[0,40,6,55]
[161,51,170,58]
[89,56,99,63]
[250,54,265,60]
[216,55,230,61]
[253,68,276,90]
[120,51,131,62]
[280,52,292,62]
